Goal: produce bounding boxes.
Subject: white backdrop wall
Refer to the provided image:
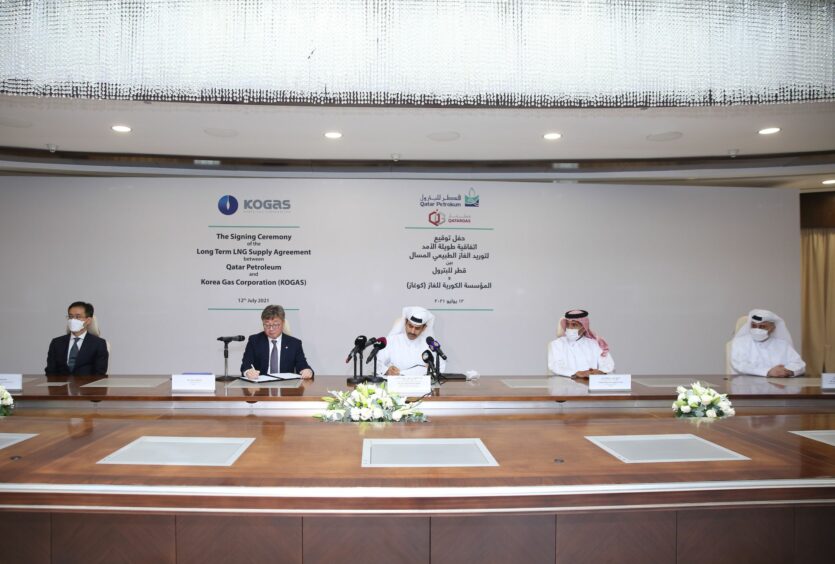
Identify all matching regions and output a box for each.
[0,177,801,376]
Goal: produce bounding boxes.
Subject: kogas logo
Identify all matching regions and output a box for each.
[243,199,291,211]
[428,209,446,226]
[218,195,239,215]
[464,187,480,207]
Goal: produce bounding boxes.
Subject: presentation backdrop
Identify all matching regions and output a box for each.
[0,177,801,376]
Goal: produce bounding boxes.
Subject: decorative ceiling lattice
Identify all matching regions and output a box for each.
[1,0,833,108]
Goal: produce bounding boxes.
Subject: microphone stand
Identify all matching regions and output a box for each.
[347,349,366,385]
[367,353,384,384]
[216,341,236,382]
[434,350,446,384]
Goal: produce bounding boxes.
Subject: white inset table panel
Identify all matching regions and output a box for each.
[36,382,69,387]
[225,379,302,389]
[98,436,254,466]
[790,430,835,447]
[362,438,499,467]
[633,378,721,388]
[765,377,822,387]
[586,434,749,463]
[81,377,170,388]
[0,433,37,450]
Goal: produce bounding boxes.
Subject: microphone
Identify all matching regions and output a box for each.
[422,349,436,371]
[365,337,387,363]
[426,336,448,360]
[345,335,368,363]
[217,335,245,343]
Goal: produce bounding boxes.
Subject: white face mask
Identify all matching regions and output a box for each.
[750,328,769,342]
[67,318,85,333]
[564,328,581,340]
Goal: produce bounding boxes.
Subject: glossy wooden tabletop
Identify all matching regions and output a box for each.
[13,373,835,403]
[2,410,834,512]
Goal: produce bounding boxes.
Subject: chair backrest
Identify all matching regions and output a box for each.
[725,315,748,374]
[282,318,291,336]
[87,315,101,336]
[556,317,566,337]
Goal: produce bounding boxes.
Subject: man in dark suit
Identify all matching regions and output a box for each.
[45,301,109,375]
[241,304,314,379]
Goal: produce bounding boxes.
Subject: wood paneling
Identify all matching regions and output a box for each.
[801,191,835,228]
[795,505,835,564]
[677,508,793,564]
[0,512,50,564]
[430,514,555,564]
[176,514,301,564]
[303,516,429,564]
[556,510,675,564]
[52,513,175,564]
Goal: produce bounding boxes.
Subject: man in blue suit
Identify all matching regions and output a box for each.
[45,301,109,375]
[241,304,314,379]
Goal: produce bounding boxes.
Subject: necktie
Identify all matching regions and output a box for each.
[68,337,80,372]
[269,339,278,374]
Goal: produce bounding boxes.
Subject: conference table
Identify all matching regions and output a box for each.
[2,374,834,563]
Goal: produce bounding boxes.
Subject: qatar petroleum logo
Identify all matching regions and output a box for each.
[218,195,239,215]
[428,209,446,226]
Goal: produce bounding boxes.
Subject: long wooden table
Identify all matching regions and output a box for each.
[3,374,835,563]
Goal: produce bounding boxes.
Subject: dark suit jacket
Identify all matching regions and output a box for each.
[240,332,313,376]
[45,333,109,375]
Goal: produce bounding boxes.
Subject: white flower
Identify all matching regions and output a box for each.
[680,405,691,414]
[372,407,384,419]
[360,407,372,420]
[671,402,679,410]
[700,394,713,405]
[328,410,344,421]
[350,407,361,421]
[391,410,403,421]
[706,409,717,418]
[688,398,700,408]
[676,385,687,394]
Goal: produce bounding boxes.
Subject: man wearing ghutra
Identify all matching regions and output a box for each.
[548,309,614,378]
[731,309,805,377]
[377,306,447,376]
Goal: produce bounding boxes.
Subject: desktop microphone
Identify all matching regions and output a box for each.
[426,336,448,360]
[345,335,368,363]
[422,349,436,369]
[217,335,245,343]
[365,337,387,363]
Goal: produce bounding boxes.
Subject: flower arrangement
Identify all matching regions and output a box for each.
[672,381,735,418]
[315,383,427,423]
[0,385,14,416]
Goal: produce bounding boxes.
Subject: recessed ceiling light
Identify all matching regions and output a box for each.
[646,131,683,142]
[324,131,342,139]
[822,179,835,185]
[758,127,781,135]
[543,132,562,140]
[111,124,132,133]
[427,131,461,142]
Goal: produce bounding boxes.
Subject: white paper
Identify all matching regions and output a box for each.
[822,373,835,389]
[242,372,300,383]
[171,373,216,392]
[387,375,432,396]
[589,373,632,392]
[0,374,23,391]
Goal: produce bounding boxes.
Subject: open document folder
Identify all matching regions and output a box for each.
[239,373,301,383]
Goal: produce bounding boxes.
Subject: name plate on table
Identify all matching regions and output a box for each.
[171,373,216,393]
[0,374,23,391]
[589,373,631,392]
[387,375,431,397]
[822,373,835,390]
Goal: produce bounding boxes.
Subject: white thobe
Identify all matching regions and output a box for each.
[376,333,447,376]
[730,335,805,377]
[548,336,614,377]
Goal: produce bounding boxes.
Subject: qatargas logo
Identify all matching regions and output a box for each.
[217,195,291,215]
[428,209,446,226]
[218,195,238,215]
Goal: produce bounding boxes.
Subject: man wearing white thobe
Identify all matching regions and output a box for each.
[377,306,447,376]
[548,309,614,378]
[731,309,805,377]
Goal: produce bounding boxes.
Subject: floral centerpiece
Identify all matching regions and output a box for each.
[672,381,735,418]
[315,383,427,423]
[0,385,14,416]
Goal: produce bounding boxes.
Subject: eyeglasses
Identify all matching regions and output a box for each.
[263,322,283,329]
[66,314,88,320]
